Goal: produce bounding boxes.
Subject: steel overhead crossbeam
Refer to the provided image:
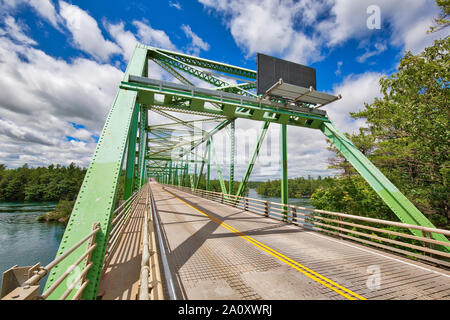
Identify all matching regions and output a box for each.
[151,108,208,135]
[147,45,256,81]
[151,58,194,86]
[121,77,328,129]
[150,50,256,98]
[149,117,222,129]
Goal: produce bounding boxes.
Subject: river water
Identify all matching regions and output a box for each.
[0,202,64,289]
[247,188,314,209]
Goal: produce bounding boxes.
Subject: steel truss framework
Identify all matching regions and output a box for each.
[44,43,449,300]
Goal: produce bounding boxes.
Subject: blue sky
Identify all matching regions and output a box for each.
[0,0,446,180]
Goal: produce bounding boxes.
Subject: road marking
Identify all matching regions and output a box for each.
[162,187,367,300]
[309,231,450,278]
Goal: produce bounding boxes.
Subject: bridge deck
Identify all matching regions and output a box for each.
[153,182,450,300]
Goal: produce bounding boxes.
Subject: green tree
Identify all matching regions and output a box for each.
[311,38,449,228]
[429,0,450,32]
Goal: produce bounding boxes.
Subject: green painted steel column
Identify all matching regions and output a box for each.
[229,119,235,195]
[195,143,209,189]
[184,154,189,187]
[44,44,148,300]
[236,121,270,197]
[206,138,211,191]
[138,105,148,188]
[321,122,450,248]
[210,136,228,195]
[123,103,139,199]
[194,148,198,186]
[280,124,288,222]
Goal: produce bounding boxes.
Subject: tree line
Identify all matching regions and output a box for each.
[256,176,334,198]
[0,163,86,202]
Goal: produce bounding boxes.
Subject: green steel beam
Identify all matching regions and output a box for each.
[229,119,235,195]
[151,108,208,135]
[149,117,221,129]
[194,148,198,187]
[184,158,189,187]
[190,174,195,190]
[120,80,328,129]
[151,58,194,85]
[150,50,255,97]
[321,122,450,248]
[149,46,257,80]
[146,156,205,162]
[44,44,148,300]
[236,122,270,197]
[123,102,139,199]
[280,124,288,222]
[195,142,209,189]
[138,106,148,187]
[206,138,211,191]
[217,82,257,91]
[210,136,228,195]
[169,162,174,184]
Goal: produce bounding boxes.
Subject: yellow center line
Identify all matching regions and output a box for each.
[161,186,367,301]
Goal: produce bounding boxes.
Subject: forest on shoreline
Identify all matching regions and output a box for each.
[0,163,86,202]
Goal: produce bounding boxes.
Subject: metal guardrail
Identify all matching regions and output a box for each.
[165,184,450,269]
[103,190,140,267]
[139,185,153,300]
[2,191,141,300]
[148,184,177,300]
[1,223,100,300]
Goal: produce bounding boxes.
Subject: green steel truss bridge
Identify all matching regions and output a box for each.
[2,44,449,301]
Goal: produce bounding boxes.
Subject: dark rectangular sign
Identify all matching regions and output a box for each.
[257,53,316,95]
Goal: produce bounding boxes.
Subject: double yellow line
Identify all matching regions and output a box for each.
[163,187,366,300]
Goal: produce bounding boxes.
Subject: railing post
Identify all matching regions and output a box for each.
[280,124,288,222]
[292,207,297,224]
[422,230,435,258]
[264,201,269,217]
[245,198,248,211]
[337,216,343,239]
[221,193,224,204]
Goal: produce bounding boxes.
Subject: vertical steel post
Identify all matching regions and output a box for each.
[280,124,288,222]
[210,136,228,195]
[194,147,198,186]
[206,138,211,191]
[138,106,148,188]
[195,143,208,189]
[123,102,139,199]
[229,119,235,195]
[236,122,270,197]
[185,154,189,187]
